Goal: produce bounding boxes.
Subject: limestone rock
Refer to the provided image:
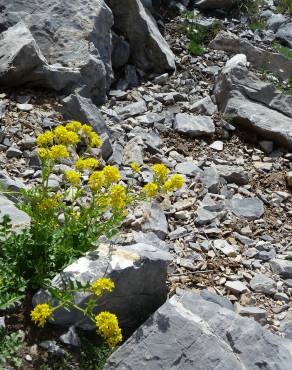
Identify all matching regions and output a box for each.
[104,292,292,370]
[33,243,171,332]
[174,113,215,137]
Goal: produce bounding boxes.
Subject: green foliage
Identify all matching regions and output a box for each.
[276,0,292,14]
[249,19,266,31]
[182,11,223,56]
[273,42,292,60]
[0,328,23,369]
[233,0,263,17]
[78,340,113,370]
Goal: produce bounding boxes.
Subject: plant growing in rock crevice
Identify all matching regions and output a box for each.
[0,121,184,345]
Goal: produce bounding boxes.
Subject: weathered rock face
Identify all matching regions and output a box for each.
[214,54,292,149]
[104,291,292,370]
[0,0,113,103]
[106,0,175,72]
[0,195,30,230]
[193,0,235,9]
[210,31,292,81]
[276,22,292,48]
[33,243,171,332]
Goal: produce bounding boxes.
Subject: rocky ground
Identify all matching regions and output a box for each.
[0,0,292,369]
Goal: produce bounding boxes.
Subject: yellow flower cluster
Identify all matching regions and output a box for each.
[95,312,122,347]
[91,278,115,297]
[143,182,159,197]
[54,126,79,146]
[38,198,58,212]
[75,158,100,171]
[103,166,121,185]
[36,131,54,147]
[88,166,121,193]
[89,171,104,192]
[31,304,54,328]
[36,122,103,162]
[152,164,169,182]
[110,184,126,209]
[163,174,184,192]
[131,162,140,173]
[64,170,81,186]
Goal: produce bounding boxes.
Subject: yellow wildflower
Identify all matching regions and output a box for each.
[49,145,69,159]
[37,148,51,160]
[81,124,93,136]
[54,126,79,145]
[91,278,115,297]
[88,132,102,148]
[131,162,140,173]
[103,166,121,185]
[64,170,81,186]
[164,174,184,192]
[38,198,57,211]
[143,182,158,197]
[110,184,126,209]
[66,121,82,132]
[95,312,122,347]
[31,304,54,328]
[75,158,100,171]
[36,131,54,147]
[96,195,110,208]
[89,171,104,192]
[151,164,169,182]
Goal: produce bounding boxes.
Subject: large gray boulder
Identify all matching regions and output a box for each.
[0,0,113,103]
[210,31,292,81]
[214,54,292,149]
[106,0,175,72]
[104,291,292,369]
[33,243,171,332]
[0,22,80,92]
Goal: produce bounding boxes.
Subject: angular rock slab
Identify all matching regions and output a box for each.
[33,243,171,332]
[227,197,264,221]
[104,292,292,370]
[174,113,215,137]
[214,54,292,149]
[0,0,113,103]
[106,0,175,72]
[0,195,30,230]
[210,31,292,81]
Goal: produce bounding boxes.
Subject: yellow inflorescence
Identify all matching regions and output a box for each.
[95,312,122,347]
[89,171,104,192]
[49,145,69,159]
[75,158,100,171]
[37,148,51,160]
[110,184,126,209]
[81,124,93,136]
[163,174,184,192]
[143,182,159,197]
[103,166,121,185]
[31,304,54,328]
[151,164,169,182]
[88,132,102,148]
[64,170,81,186]
[38,198,58,212]
[91,278,115,297]
[36,131,54,147]
[66,121,82,132]
[131,162,140,173]
[54,126,79,146]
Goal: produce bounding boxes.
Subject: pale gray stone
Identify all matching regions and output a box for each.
[174,113,215,137]
[227,197,264,220]
[271,259,292,279]
[33,243,171,331]
[250,274,277,295]
[104,292,292,370]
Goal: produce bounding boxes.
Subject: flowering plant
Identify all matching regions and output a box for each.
[1,121,184,327]
[31,277,122,347]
